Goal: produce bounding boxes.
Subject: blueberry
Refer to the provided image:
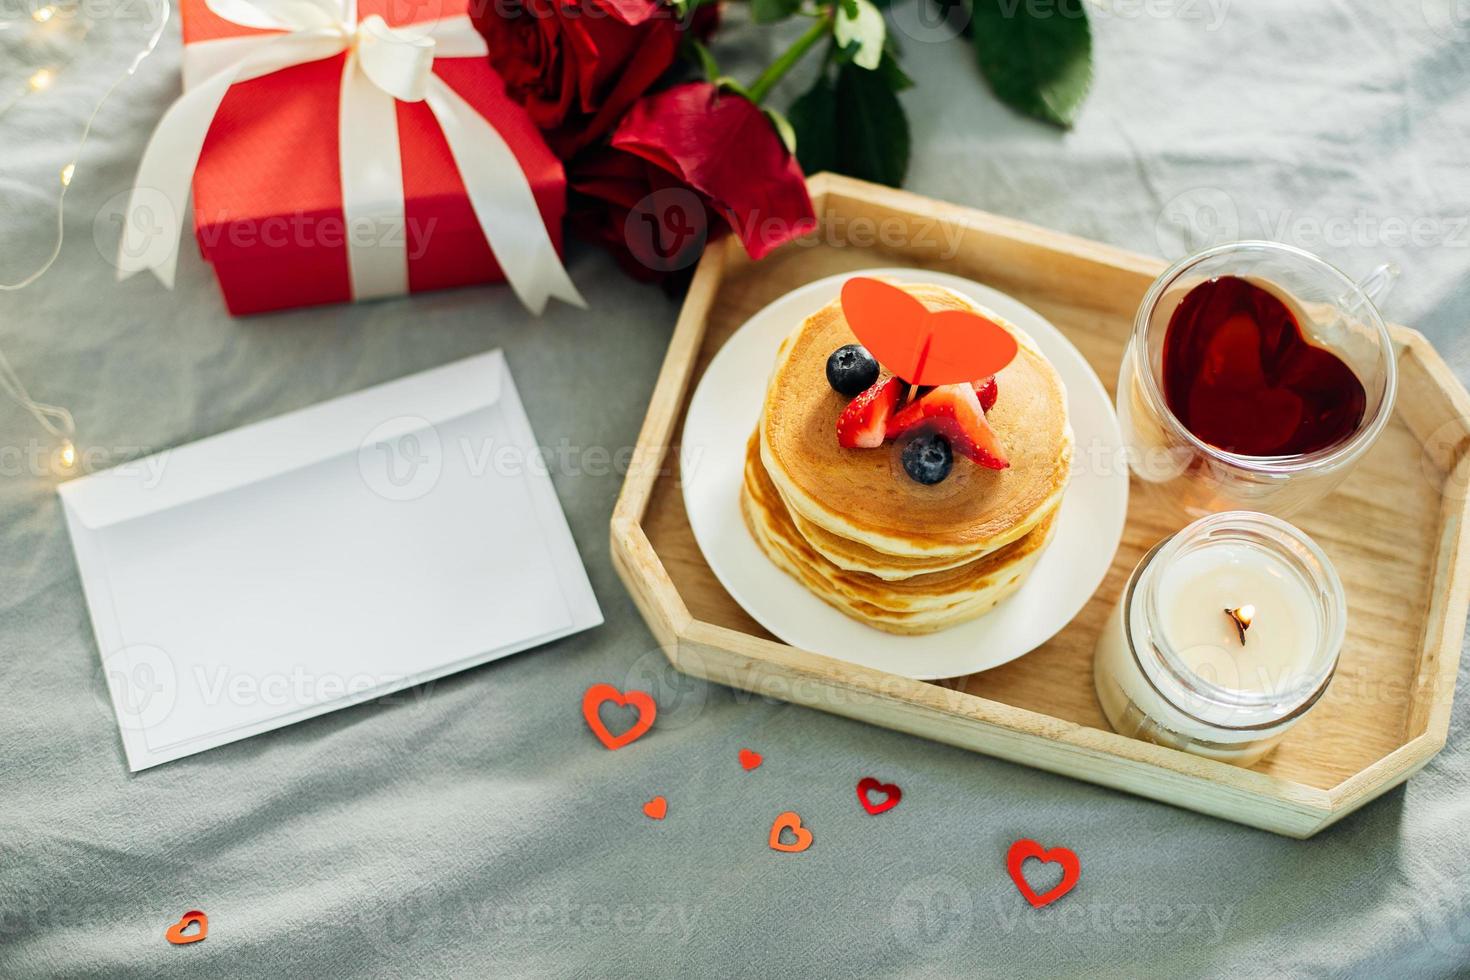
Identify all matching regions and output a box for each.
[902,433,953,485]
[826,344,880,396]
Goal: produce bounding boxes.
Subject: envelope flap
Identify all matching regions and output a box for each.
[58,350,506,530]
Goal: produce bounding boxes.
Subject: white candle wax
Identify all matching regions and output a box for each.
[1156,542,1318,698]
[1093,512,1345,766]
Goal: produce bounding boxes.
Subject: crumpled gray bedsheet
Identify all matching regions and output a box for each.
[2,1,1469,976]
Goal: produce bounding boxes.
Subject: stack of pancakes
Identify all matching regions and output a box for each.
[741,282,1073,634]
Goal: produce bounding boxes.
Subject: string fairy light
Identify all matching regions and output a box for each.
[0,0,171,473]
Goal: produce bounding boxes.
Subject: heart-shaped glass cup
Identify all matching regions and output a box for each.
[1118,241,1398,524]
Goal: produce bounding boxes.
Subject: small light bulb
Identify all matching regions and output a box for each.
[32,5,56,22]
[60,162,74,186]
[29,69,54,92]
[59,440,76,469]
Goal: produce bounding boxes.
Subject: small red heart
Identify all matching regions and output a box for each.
[164,910,208,945]
[738,749,763,771]
[581,684,656,751]
[768,811,813,853]
[642,796,667,820]
[1007,839,1080,908]
[840,277,1019,386]
[856,777,902,815]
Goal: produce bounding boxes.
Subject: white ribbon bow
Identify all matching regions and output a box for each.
[117,0,585,314]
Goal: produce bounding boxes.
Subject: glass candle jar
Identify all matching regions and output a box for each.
[1093,511,1346,766]
[1118,241,1398,525]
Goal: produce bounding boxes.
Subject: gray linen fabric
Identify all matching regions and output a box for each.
[2,1,1469,977]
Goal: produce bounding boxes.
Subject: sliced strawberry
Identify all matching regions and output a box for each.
[885,383,1009,469]
[885,395,926,440]
[973,376,998,413]
[837,377,905,449]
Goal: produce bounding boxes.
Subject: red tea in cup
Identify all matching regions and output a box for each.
[1161,276,1367,457]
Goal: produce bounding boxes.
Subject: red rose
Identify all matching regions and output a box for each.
[472,0,683,157]
[568,82,817,280]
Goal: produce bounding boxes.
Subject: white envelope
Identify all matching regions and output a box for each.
[59,351,602,771]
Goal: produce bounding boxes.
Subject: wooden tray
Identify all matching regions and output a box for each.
[611,174,1470,837]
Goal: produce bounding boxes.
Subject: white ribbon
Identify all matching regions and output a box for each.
[117,0,585,314]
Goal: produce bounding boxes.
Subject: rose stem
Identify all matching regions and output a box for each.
[747,13,833,106]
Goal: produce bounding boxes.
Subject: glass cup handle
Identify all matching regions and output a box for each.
[1355,262,1399,308]
[1344,262,1403,353]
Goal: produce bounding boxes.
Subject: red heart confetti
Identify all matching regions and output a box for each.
[840,277,1018,386]
[581,684,656,751]
[856,777,902,815]
[768,811,813,853]
[1006,839,1080,908]
[164,910,208,945]
[642,796,668,820]
[738,749,763,771]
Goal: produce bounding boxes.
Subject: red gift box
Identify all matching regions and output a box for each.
[177,0,567,315]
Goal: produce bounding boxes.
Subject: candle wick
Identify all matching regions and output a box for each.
[1224,606,1253,647]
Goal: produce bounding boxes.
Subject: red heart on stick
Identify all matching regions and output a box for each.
[581,684,656,751]
[840,277,1019,386]
[1006,839,1080,908]
[164,910,208,945]
[856,777,902,815]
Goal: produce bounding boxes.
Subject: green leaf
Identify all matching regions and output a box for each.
[834,59,909,185]
[765,107,798,154]
[876,47,914,90]
[834,0,885,70]
[969,0,1092,126]
[751,0,801,24]
[787,72,839,175]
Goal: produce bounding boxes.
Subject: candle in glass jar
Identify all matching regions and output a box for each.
[1093,512,1345,766]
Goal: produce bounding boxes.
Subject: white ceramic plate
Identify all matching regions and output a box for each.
[681,269,1127,680]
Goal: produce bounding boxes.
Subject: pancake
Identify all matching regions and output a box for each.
[777,443,1073,580]
[759,282,1072,562]
[741,433,1057,634]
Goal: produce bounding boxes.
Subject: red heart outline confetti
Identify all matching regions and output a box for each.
[581,684,656,751]
[164,910,208,945]
[856,777,902,815]
[768,811,813,853]
[1006,839,1080,908]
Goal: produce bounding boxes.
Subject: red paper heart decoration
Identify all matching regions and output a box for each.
[165,910,208,945]
[840,277,1019,386]
[1006,839,1080,908]
[581,684,657,751]
[738,749,763,771]
[642,796,668,820]
[856,776,902,815]
[768,811,814,853]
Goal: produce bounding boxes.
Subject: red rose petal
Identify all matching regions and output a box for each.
[609,82,816,260]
